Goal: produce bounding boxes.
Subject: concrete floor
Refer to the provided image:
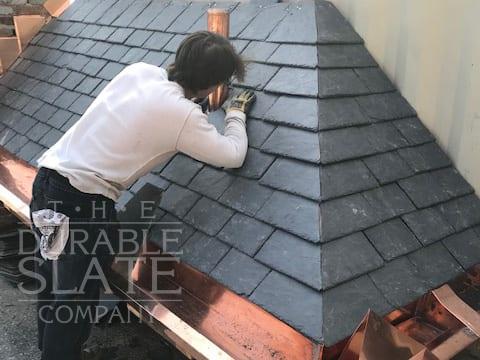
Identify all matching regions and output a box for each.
[0,277,186,360]
[0,275,479,360]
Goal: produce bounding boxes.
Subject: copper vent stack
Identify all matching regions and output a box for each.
[207,9,230,111]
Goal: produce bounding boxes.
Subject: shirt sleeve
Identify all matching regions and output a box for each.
[176,107,248,168]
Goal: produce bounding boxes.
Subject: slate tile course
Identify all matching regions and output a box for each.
[318,97,370,130]
[159,183,200,219]
[178,231,231,274]
[160,154,203,186]
[317,45,376,68]
[363,151,414,184]
[264,96,318,130]
[267,44,317,68]
[184,197,234,236]
[321,193,381,241]
[320,160,377,200]
[364,219,421,261]
[362,183,415,222]
[402,208,454,245]
[407,243,463,288]
[369,257,429,308]
[442,229,480,269]
[397,142,451,173]
[217,213,274,256]
[261,126,320,163]
[265,67,318,97]
[188,166,235,200]
[250,270,323,342]
[255,230,321,289]
[219,177,273,217]
[356,92,416,121]
[211,248,270,296]
[437,195,480,232]
[321,232,384,288]
[260,158,320,201]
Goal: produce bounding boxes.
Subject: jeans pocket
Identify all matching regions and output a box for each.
[31,209,70,261]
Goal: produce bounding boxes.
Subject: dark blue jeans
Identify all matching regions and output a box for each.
[29,167,119,360]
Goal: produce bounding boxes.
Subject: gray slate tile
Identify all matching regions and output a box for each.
[112,0,150,27]
[102,44,129,62]
[319,123,408,164]
[217,213,273,256]
[267,44,317,68]
[261,126,320,163]
[108,28,135,44]
[397,142,451,173]
[317,45,376,68]
[159,183,200,219]
[402,208,454,245]
[39,128,63,147]
[184,197,234,236]
[97,0,131,26]
[315,1,362,44]
[70,95,94,115]
[256,190,320,242]
[318,98,370,130]
[238,3,289,41]
[249,270,323,342]
[167,2,208,33]
[160,154,203,186]
[356,92,416,121]
[219,177,273,216]
[265,68,317,97]
[443,229,480,269]
[408,242,463,288]
[163,34,186,53]
[142,51,169,67]
[76,77,103,95]
[62,71,86,91]
[125,30,153,47]
[437,194,480,231]
[5,133,29,154]
[129,1,169,29]
[16,141,44,163]
[322,275,392,346]
[149,214,195,254]
[364,219,421,261]
[27,122,51,142]
[229,148,275,179]
[256,230,321,289]
[363,183,415,221]
[130,173,169,193]
[146,3,190,32]
[143,32,173,50]
[211,248,270,296]
[241,41,279,62]
[236,63,278,90]
[121,48,149,64]
[229,3,264,38]
[399,168,473,208]
[318,69,369,98]
[363,151,414,184]
[354,67,395,93]
[320,160,377,200]
[53,90,80,109]
[188,166,235,200]
[82,58,108,77]
[248,91,278,120]
[369,257,430,308]
[267,1,317,43]
[393,117,435,146]
[97,62,125,80]
[321,193,380,242]
[322,232,383,288]
[264,96,318,130]
[179,231,230,274]
[260,158,320,201]
[47,109,72,129]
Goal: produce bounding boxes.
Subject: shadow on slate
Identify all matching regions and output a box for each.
[1,0,480,347]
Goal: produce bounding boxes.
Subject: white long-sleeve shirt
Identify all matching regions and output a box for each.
[37,62,248,201]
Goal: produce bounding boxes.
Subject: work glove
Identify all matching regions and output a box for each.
[226,90,256,115]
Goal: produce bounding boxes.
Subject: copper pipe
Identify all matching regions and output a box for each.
[207,9,230,111]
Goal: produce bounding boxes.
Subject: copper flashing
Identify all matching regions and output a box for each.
[43,0,74,17]
[207,9,230,111]
[14,15,46,52]
[0,37,20,75]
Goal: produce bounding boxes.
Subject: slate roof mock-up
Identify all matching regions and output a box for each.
[1,0,480,347]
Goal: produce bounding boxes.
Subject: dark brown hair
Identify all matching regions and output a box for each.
[167,31,245,92]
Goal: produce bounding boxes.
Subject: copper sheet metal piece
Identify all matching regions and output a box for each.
[338,310,426,360]
[432,285,480,337]
[0,37,20,74]
[43,0,74,17]
[111,241,317,360]
[207,9,230,111]
[14,15,46,51]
